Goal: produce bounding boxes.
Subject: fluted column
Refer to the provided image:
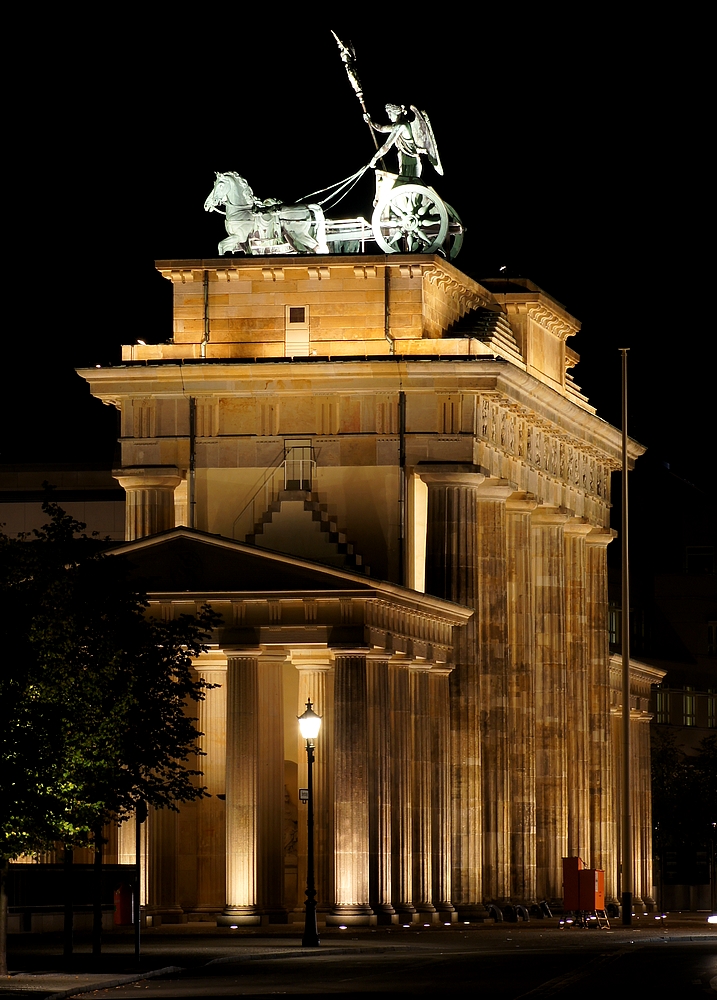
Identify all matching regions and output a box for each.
[506,496,537,902]
[257,657,285,917]
[430,667,454,917]
[476,483,512,903]
[531,506,569,904]
[330,654,373,923]
[194,657,227,912]
[389,658,415,919]
[295,656,334,913]
[223,656,260,923]
[367,657,394,921]
[564,520,593,864]
[118,812,148,907]
[113,466,181,540]
[636,717,656,909]
[586,530,617,900]
[423,471,484,913]
[148,807,181,918]
[411,665,435,915]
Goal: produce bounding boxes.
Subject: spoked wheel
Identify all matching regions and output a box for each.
[372,183,449,254]
[442,202,464,260]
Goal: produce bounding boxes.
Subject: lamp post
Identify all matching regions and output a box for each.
[298,699,322,947]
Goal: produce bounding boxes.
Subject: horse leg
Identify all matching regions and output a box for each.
[309,204,328,254]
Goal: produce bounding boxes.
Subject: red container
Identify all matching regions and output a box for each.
[578,868,605,911]
[114,883,133,925]
[562,856,585,911]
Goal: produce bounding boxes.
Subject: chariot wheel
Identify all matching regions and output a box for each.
[442,202,464,260]
[372,183,449,254]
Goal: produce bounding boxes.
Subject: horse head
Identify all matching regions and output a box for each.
[204,172,254,212]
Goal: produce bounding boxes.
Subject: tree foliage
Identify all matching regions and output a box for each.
[651,728,717,854]
[0,499,220,861]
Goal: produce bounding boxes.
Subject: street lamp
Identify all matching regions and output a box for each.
[298,699,322,947]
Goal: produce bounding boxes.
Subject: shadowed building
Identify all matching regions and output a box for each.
[74,253,661,924]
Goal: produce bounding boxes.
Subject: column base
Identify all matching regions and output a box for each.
[218,908,261,926]
[326,906,376,926]
[374,905,397,925]
[260,910,291,925]
[145,907,186,925]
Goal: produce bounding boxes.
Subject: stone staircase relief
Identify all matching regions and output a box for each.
[232,443,370,575]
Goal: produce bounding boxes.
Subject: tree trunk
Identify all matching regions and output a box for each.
[63,847,73,963]
[92,826,103,959]
[0,857,9,977]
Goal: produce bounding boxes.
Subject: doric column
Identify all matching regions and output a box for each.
[506,496,537,903]
[367,656,394,921]
[257,657,286,918]
[531,506,569,904]
[564,520,594,864]
[330,654,373,923]
[586,529,616,899]
[475,481,513,904]
[411,665,435,916]
[118,812,148,907]
[630,712,645,909]
[423,470,484,914]
[113,466,182,540]
[294,654,334,912]
[389,658,415,919]
[194,655,227,913]
[223,655,260,924]
[430,667,454,918]
[148,807,181,920]
[635,716,656,909]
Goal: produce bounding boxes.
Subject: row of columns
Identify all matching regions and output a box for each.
[422,472,617,906]
[217,653,455,923]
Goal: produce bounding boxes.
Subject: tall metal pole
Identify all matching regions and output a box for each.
[134,801,147,962]
[620,347,632,926]
[302,740,320,946]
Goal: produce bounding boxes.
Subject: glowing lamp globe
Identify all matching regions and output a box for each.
[298,700,322,740]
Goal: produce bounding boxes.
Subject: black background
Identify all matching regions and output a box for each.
[4,13,713,495]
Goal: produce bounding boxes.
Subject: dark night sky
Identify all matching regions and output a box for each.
[4,14,714,496]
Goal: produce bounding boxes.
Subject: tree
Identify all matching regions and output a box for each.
[651,729,717,908]
[0,499,220,973]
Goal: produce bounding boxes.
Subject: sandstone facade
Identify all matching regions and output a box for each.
[78,253,663,921]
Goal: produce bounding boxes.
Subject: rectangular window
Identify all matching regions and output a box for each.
[708,623,716,656]
[608,603,621,647]
[708,690,716,729]
[683,687,696,727]
[655,689,667,724]
[685,546,715,574]
[284,439,313,491]
[285,305,310,357]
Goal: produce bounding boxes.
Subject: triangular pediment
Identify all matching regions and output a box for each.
[106,528,376,595]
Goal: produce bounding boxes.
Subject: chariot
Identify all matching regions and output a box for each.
[205,169,464,260]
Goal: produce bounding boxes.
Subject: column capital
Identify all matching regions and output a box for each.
[531,505,571,526]
[475,478,516,501]
[289,648,334,671]
[585,527,617,546]
[564,517,596,537]
[113,465,182,490]
[418,463,486,488]
[506,492,539,513]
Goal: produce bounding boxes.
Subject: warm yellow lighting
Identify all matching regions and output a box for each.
[298,699,322,740]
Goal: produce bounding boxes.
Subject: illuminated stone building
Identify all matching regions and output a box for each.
[78,254,662,922]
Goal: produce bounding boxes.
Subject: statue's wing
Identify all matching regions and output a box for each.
[410,106,443,176]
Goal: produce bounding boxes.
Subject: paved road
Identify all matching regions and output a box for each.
[4,927,716,999]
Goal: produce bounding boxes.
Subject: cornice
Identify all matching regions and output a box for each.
[78,358,645,467]
[527,304,579,341]
[421,260,493,313]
